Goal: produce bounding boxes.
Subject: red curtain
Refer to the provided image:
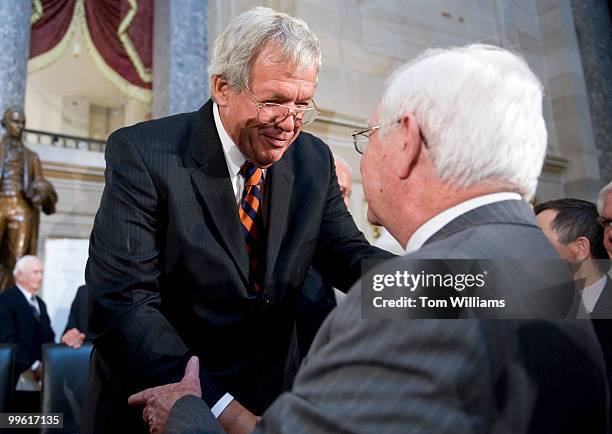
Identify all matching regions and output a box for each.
[29,0,153,93]
[29,0,77,59]
[84,0,153,90]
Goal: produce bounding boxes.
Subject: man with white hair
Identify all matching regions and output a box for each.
[138,44,607,433]
[0,255,54,390]
[86,6,389,433]
[598,180,612,258]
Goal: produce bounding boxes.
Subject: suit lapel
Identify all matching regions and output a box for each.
[264,156,294,283]
[189,101,249,281]
[592,277,612,317]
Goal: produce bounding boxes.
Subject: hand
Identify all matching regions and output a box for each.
[218,400,261,434]
[128,356,201,434]
[61,328,86,348]
[32,362,43,382]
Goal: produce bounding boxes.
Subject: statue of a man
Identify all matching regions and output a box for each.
[0,106,57,289]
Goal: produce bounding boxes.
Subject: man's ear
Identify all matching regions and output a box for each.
[396,113,424,179]
[211,75,231,106]
[572,236,592,261]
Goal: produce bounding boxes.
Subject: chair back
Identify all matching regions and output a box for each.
[0,344,15,413]
[41,343,92,434]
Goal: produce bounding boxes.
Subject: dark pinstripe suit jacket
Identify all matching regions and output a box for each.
[167,200,608,434]
[83,100,389,433]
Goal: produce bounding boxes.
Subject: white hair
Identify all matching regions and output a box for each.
[378,44,547,200]
[597,180,612,214]
[13,255,41,277]
[208,6,322,92]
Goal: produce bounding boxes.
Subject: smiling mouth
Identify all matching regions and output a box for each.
[262,135,291,148]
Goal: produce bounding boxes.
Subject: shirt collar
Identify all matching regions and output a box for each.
[213,102,246,179]
[16,283,36,302]
[405,192,523,254]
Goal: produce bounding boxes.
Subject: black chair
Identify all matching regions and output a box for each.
[0,344,15,413]
[41,343,92,434]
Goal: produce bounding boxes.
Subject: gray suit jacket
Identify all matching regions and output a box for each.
[167,200,609,434]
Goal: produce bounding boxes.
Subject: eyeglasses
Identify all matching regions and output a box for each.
[599,216,612,230]
[351,119,428,154]
[244,90,320,127]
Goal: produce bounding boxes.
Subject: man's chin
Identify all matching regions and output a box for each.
[366,208,382,226]
[252,147,290,167]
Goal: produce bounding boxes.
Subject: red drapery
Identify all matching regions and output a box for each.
[29,0,153,99]
[84,0,153,90]
[30,0,77,59]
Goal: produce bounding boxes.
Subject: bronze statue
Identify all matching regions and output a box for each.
[0,107,57,290]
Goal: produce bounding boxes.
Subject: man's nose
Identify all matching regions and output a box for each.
[275,111,297,132]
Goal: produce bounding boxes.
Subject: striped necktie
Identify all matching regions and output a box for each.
[239,161,264,291]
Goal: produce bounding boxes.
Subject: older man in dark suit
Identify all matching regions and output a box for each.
[599,181,612,259]
[0,255,54,390]
[136,44,608,434]
[84,6,390,434]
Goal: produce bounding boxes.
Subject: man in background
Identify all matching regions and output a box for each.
[535,198,611,317]
[598,181,612,259]
[61,284,88,349]
[0,255,54,390]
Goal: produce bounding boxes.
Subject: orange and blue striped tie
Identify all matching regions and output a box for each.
[239,161,264,291]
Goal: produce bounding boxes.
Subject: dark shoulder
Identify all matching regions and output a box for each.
[108,110,199,152]
[282,131,334,173]
[0,286,20,305]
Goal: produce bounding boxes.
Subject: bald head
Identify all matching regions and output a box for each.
[13,255,44,293]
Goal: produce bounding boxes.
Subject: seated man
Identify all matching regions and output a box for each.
[0,255,54,391]
[131,44,608,433]
[598,181,612,259]
[535,198,611,317]
[61,284,88,349]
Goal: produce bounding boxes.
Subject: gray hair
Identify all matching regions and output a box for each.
[379,44,546,200]
[597,181,612,214]
[208,6,322,92]
[13,255,41,277]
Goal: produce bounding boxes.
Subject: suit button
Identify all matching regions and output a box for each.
[262,294,270,304]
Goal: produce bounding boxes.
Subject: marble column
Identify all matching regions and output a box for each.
[152,0,208,118]
[570,0,612,185]
[0,1,31,114]
[536,0,602,200]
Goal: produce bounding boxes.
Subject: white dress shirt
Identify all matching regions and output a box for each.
[404,192,523,253]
